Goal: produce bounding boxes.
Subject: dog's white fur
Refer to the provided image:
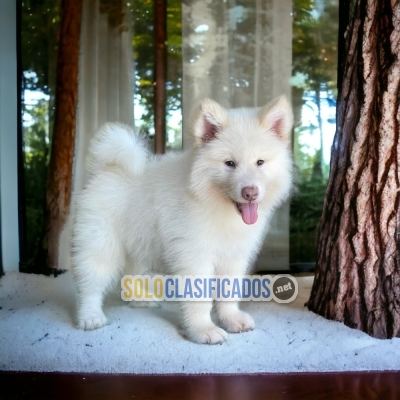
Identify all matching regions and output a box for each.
[71,96,293,344]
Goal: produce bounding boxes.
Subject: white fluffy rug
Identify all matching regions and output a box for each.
[0,271,399,374]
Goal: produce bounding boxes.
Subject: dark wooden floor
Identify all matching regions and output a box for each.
[1,371,399,400]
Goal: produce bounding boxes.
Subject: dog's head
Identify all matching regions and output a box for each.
[189,96,293,225]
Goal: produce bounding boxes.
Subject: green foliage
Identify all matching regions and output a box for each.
[130,0,155,130]
[166,0,182,115]
[21,0,60,94]
[129,0,182,144]
[291,176,326,234]
[290,174,327,263]
[21,0,60,265]
[23,99,50,263]
[293,0,338,92]
[291,0,338,263]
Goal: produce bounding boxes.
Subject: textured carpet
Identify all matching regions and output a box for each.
[0,271,399,374]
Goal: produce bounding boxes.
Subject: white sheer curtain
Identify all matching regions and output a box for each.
[58,0,135,269]
[74,0,134,192]
[182,0,292,271]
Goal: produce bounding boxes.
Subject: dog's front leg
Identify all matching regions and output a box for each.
[214,259,255,333]
[180,301,228,344]
[214,301,255,333]
[170,252,228,344]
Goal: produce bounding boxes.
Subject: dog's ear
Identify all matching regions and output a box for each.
[258,96,293,143]
[192,98,228,145]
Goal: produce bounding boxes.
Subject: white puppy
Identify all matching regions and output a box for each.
[71,96,293,344]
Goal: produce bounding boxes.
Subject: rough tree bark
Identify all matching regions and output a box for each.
[308,0,400,339]
[39,0,82,271]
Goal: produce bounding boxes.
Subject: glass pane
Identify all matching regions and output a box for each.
[20,0,183,269]
[181,0,338,270]
[290,0,338,267]
[131,0,182,151]
[182,0,292,271]
[21,0,60,268]
[166,0,183,150]
[131,0,155,142]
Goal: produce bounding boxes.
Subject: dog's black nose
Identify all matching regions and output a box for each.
[242,186,258,201]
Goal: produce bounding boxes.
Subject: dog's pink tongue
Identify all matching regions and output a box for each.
[241,203,258,225]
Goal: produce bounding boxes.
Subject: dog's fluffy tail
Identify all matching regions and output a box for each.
[86,123,149,177]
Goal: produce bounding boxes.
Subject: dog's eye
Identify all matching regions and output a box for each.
[225,160,236,168]
[257,160,264,166]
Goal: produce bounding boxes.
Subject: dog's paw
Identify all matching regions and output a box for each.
[77,313,108,330]
[186,325,228,344]
[219,310,255,333]
[128,301,160,309]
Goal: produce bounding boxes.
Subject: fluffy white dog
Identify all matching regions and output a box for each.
[72,96,293,344]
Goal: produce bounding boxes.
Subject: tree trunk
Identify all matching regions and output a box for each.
[40,0,82,271]
[307,0,400,339]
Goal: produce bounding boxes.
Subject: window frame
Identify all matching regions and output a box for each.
[0,0,20,273]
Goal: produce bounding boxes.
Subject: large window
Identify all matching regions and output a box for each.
[20,0,338,272]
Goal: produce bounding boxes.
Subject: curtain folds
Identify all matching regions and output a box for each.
[58,0,134,270]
